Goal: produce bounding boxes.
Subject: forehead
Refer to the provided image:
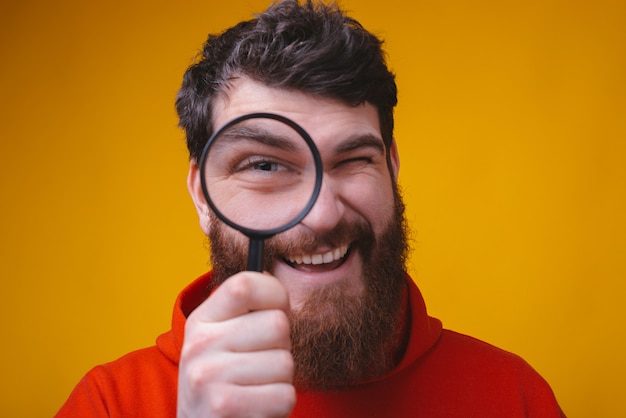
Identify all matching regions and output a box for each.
[211,77,383,150]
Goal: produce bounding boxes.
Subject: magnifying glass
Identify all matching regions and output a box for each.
[199,113,323,272]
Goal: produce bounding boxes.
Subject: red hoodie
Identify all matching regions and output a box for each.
[56,272,565,417]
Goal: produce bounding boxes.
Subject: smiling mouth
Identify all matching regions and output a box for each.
[285,244,350,269]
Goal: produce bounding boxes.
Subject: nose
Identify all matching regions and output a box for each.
[300,175,345,233]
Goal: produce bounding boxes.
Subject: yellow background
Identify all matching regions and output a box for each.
[1,0,624,416]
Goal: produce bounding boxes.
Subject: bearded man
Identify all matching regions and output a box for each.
[56,1,565,417]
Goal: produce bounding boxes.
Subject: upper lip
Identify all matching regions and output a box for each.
[286,244,349,265]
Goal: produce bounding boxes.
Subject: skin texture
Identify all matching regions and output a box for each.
[180,77,400,417]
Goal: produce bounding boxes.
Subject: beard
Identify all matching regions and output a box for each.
[207,186,409,391]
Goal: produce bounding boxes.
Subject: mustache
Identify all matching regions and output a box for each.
[264,219,374,259]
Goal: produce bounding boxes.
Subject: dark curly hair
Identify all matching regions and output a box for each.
[176,0,398,165]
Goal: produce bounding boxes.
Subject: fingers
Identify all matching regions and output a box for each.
[183,308,292,358]
[184,272,292,353]
[179,382,296,418]
[192,271,290,323]
[188,349,294,387]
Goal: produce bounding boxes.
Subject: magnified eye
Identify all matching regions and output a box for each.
[255,161,274,171]
[252,159,280,172]
[239,157,285,173]
[200,113,322,240]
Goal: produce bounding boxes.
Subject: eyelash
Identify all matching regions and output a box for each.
[339,156,374,166]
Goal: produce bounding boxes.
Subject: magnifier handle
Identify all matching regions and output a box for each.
[247,237,264,272]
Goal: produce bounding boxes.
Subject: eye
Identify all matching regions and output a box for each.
[338,156,374,169]
[254,161,275,171]
[238,157,285,173]
[345,156,373,164]
[228,155,305,191]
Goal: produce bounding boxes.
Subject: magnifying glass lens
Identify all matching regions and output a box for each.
[202,116,319,233]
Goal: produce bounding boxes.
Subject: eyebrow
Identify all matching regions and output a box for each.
[334,134,385,155]
[215,125,302,152]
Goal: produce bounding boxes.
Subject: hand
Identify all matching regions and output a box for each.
[177,271,296,418]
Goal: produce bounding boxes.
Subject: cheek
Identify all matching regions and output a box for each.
[341,177,396,233]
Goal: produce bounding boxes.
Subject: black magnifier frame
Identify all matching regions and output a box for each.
[199,112,323,272]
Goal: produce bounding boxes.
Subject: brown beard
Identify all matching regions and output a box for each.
[207,186,409,391]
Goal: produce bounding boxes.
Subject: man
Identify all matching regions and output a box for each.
[57,1,565,417]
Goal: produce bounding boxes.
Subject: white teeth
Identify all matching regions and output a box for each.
[311,254,323,265]
[287,245,349,266]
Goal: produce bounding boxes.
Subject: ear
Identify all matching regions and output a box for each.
[187,160,211,235]
[389,138,400,181]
